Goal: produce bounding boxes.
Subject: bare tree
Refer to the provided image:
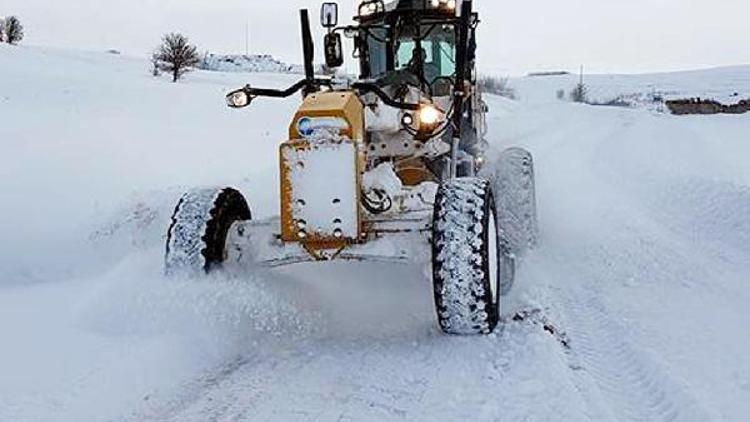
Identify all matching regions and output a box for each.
[569,65,588,103]
[569,83,588,103]
[4,16,24,45]
[0,18,5,43]
[152,33,200,83]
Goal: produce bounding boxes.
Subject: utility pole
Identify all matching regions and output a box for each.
[579,65,584,86]
[244,21,249,56]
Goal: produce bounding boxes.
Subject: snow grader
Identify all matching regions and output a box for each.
[165,0,538,335]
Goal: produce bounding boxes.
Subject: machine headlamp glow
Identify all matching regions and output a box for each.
[358,1,384,16]
[430,0,456,10]
[418,104,442,127]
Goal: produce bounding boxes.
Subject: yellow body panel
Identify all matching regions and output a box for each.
[289,91,365,141]
[279,91,366,258]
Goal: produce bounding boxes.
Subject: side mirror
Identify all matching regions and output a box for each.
[226,88,252,108]
[320,3,339,29]
[324,33,344,68]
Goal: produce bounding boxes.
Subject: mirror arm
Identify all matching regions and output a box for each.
[239,78,333,100]
[232,81,423,112]
[241,80,307,99]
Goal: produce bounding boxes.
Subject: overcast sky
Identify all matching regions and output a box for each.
[3,0,749,75]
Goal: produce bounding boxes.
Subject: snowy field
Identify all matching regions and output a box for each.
[1,44,749,422]
[510,66,750,107]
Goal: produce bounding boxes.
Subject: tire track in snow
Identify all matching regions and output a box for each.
[143,329,576,422]
[505,105,722,422]
[562,290,712,422]
[149,340,442,421]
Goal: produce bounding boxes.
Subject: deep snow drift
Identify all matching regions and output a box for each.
[1,44,749,422]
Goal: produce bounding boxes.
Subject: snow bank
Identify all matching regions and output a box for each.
[198,53,309,74]
[0,46,298,285]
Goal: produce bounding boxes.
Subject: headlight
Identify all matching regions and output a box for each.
[358,1,383,17]
[431,0,456,10]
[418,104,442,127]
[226,89,251,108]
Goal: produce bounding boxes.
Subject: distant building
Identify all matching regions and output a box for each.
[527,71,571,77]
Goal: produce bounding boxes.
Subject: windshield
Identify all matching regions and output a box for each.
[365,23,456,83]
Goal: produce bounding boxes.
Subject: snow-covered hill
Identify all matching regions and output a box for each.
[1,45,749,422]
[510,65,750,108]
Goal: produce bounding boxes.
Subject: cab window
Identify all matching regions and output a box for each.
[395,25,456,81]
[364,24,456,81]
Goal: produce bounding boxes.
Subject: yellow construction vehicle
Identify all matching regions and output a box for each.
[165,0,538,335]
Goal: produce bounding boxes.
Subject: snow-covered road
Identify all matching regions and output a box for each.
[1,45,749,421]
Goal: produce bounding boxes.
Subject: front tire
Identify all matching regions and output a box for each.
[165,187,251,275]
[432,178,511,335]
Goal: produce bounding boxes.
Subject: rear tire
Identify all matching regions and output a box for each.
[432,178,511,335]
[493,147,539,255]
[165,187,251,275]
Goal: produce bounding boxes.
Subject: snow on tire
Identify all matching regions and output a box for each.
[165,187,251,275]
[432,177,503,335]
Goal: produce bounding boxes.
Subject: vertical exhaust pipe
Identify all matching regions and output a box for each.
[300,9,316,96]
[451,0,472,178]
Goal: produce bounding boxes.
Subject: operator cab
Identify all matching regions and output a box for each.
[354,0,468,98]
